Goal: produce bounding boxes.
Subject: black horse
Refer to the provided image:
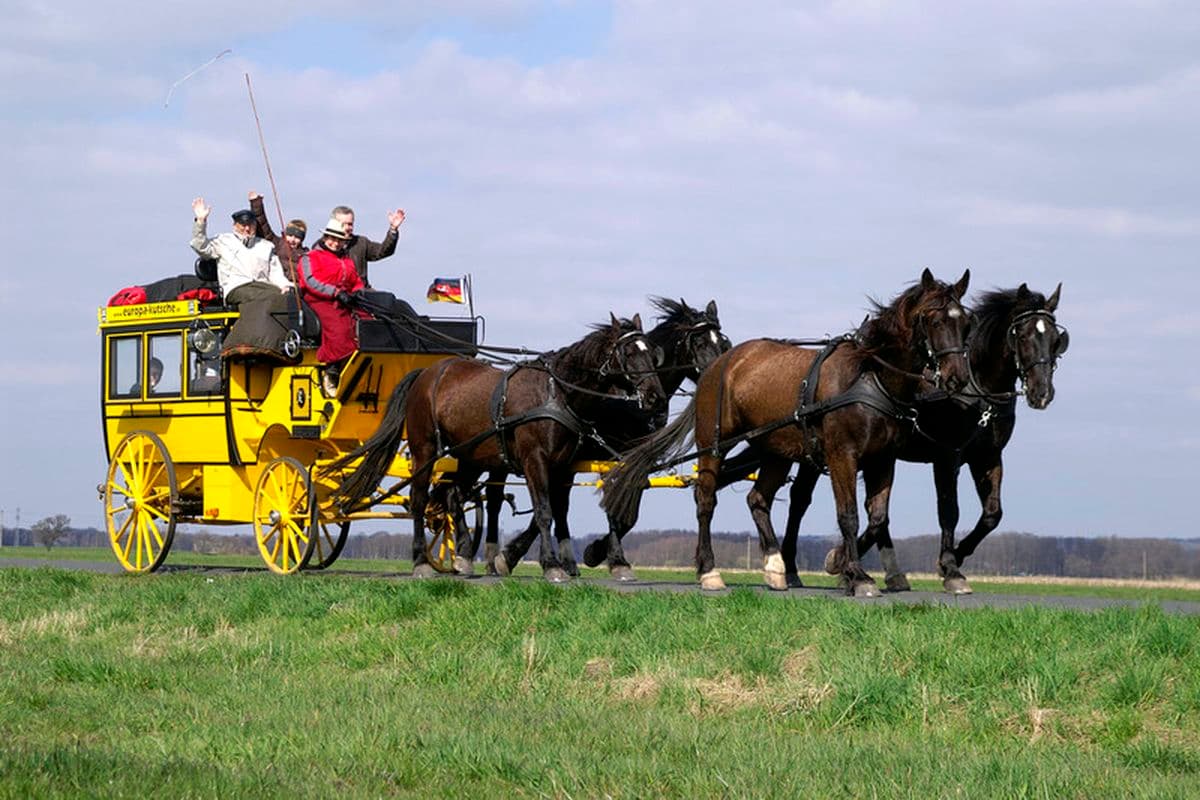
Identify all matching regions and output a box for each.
[604,269,972,596]
[331,315,666,582]
[482,297,730,580]
[788,283,1068,594]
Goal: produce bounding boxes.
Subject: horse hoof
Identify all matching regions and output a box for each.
[582,542,605,568]
[699,571,727,591]
[610,565,637,583]
[492,554,511,577]
[564,563,581,579]
[852,580,881,598]
[453,556,474,577]
[764,553,788,591]
[544,567,570,584]
[824,548,842,575]
[885,574,912,592]
[944,577,973,595]
[786,573,804,589]
[412,563,436,579]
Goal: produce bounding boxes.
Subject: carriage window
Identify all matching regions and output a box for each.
[108,336,141,398]
[188,330,224,395]
[147,334,183,397]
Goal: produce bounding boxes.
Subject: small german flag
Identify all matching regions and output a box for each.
[426,277,465,304]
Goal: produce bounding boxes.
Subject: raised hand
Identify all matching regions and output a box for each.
[388,208,406,230]
[192,197,211,220]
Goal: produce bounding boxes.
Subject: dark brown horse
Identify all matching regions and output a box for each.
[333,315,666,582]
[790,283,1067,594]
[488,297,730,580]
[603,269,971,596]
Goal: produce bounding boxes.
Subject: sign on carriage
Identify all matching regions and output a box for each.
[100,300,198,323]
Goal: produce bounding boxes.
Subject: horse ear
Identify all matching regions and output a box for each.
[953,269,970,298]
[1046,282,1062,312]
[631,313,642,330]
[1017,283,1030,299]
[921,267,935,287]
[706,299,718,318]
[609,312,620,332]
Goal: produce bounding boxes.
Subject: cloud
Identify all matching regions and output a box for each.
[959,197,1200,238]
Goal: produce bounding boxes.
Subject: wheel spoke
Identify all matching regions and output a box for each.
[121,515,135,560]
[148,518,165,549]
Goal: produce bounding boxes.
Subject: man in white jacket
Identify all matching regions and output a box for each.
[190,197,291,306]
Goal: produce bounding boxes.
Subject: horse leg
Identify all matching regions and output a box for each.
[549,478,579,577]
[448,469,482,576]
[695,452,725,590]
[523,458,567,583]
[746,455,790,591]
[410,465,435,579]
[584,479,643,569]
[495,513,539,577]
[475,472,507,574]
[782,465,819,588]
[861,458,908,592]
[950,453,1004,594]
[931,459,968,593]
[828,452,879,598]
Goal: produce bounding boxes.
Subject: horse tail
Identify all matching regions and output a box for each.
[326,367,424,504]
[602,399,696,528]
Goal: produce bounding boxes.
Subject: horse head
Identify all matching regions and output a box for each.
[598,313,667,417]
[649,297,731,385]
[904,268,973,393]
[1007,282,1068,409]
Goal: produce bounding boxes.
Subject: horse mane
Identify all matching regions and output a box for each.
[544,317,637,374]
[649,296,700,328]
[972,287,1047,354]
[857,281,932,356]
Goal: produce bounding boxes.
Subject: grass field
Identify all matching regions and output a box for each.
[1,566,1198,798]
[6,544,1200,603]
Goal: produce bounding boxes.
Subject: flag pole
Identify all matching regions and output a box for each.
[465,273,474,319]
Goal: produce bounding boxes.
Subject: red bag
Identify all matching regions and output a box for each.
[178,288,219,305]
[108,286,147,306]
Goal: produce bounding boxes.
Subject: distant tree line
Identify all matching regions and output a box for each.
[3,524,1198,580]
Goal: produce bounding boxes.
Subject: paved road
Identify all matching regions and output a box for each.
[4,556,1199,615]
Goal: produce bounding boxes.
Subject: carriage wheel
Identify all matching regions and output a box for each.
[105,431,178,573]
[305,513,351,571]
[424,497,457,574]
[253,457,317,575]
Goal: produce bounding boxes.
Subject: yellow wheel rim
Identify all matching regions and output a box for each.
[424,499,457,573]
[253,457,315,575]
[105,431,176,573]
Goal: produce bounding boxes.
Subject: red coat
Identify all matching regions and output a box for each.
[297,245,365,363]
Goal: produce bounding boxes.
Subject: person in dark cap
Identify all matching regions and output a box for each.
[190,196,291,305]
[248,190,308,281]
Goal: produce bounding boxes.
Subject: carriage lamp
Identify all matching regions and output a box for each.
[188,324,218,356]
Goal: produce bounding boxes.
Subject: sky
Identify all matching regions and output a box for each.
[1,0,1198,544]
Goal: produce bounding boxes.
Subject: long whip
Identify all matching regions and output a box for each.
[244,73,302,313]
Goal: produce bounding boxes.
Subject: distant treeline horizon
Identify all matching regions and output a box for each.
[5,525,1199,580]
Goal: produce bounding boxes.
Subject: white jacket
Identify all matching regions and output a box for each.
[190,219,291,297]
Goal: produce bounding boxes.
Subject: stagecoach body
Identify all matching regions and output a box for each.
[97,298,479,574]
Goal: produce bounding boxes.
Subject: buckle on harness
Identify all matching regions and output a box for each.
[978,406,993,428]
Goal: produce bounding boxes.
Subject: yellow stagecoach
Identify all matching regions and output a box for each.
[97,290,479,574]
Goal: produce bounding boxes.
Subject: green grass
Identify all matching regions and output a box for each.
[1,568,1198,798]
[7,545,1200,603]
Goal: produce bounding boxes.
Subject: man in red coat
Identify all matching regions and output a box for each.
[297,218,366,396]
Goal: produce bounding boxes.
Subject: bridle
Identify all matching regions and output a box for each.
[671,320,729,375]
[1005,309,1069,385]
